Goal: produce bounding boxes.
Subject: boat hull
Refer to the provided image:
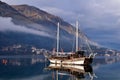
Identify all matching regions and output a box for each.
[49,57,93,65]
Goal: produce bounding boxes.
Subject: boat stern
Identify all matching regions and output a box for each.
[84,58,93,65]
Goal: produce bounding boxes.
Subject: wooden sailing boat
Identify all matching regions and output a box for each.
[45,21,96,65]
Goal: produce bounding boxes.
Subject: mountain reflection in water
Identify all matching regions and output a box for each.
[0,55,120,80]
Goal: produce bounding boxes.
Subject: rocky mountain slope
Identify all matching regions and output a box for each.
[1,1,116,55]
[0,1,75,51]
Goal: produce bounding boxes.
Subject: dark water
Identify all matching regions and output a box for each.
[0,55,120,80]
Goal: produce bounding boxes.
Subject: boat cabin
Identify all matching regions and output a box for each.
[75,51,85,57]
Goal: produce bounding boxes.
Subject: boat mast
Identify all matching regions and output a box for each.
[57,22,60,56]
[56,23,59,80]
[76,20,79,52]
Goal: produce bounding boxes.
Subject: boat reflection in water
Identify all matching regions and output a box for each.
[46,63,94,80]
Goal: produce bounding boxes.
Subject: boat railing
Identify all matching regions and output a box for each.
[89,53,97,58]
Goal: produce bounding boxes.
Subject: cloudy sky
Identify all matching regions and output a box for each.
[1,0,120,50]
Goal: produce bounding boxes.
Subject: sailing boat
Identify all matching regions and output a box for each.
[45,21,96,65]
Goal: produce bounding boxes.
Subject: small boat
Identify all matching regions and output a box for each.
[45,21,96,65]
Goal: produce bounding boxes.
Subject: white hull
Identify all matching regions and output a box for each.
[49,63,84,70]
[49,58,85,65]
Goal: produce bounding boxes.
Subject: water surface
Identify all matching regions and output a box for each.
[0,55,120,80]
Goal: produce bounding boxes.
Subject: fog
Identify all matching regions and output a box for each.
[0,17,53,38]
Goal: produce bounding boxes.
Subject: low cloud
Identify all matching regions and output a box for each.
[0,17,53,38]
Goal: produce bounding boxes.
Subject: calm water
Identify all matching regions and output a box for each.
[0,55,120,80]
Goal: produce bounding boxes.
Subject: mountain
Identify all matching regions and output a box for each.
[0,1,33,25]
[0,1,76,51]
[1,1,117,56]
[11,4,99,46]
[11,4,77,40]
[11,5,74,33]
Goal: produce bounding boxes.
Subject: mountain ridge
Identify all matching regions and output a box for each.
[11,4,76,35]
[0,1,32,24]
[0,1,100,53]
[11,4,99,46]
